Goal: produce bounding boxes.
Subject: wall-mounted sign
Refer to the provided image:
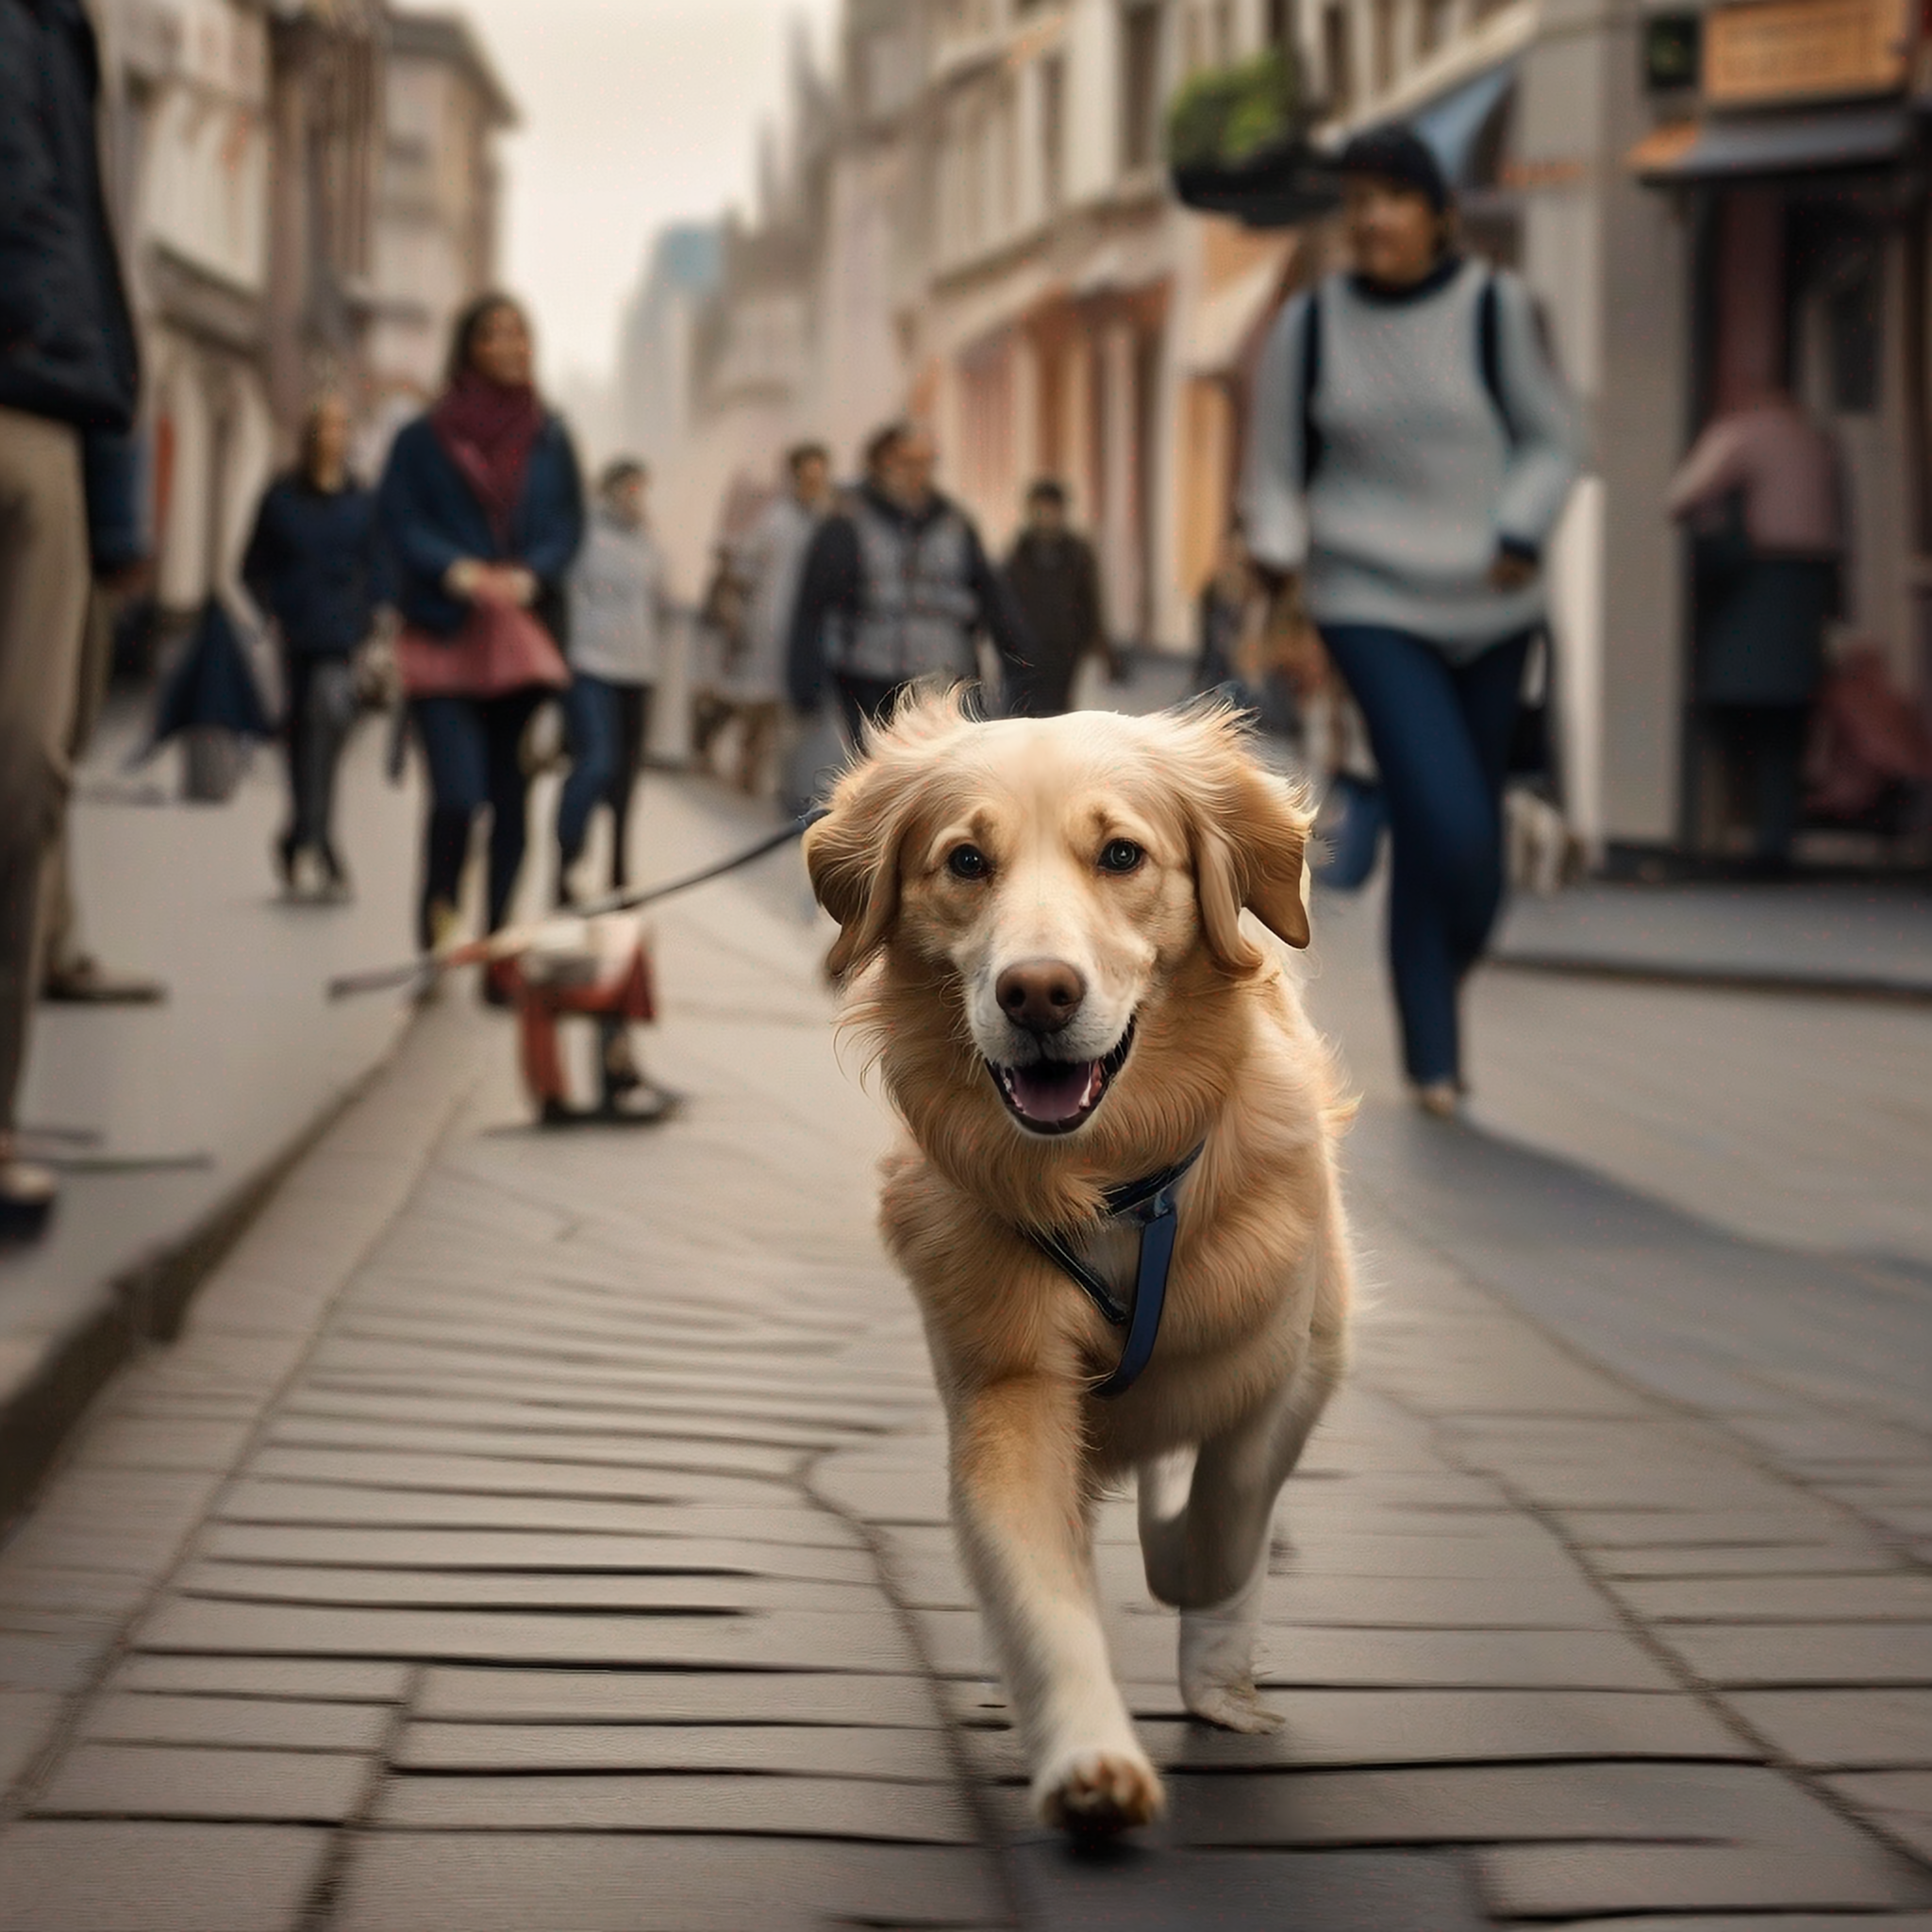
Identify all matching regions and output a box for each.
[1705,0,1909,106]
[1645,13,1702,91]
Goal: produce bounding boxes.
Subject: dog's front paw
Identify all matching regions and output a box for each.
[1034,1742,1165,1840]
[1183,1678,1283,1734]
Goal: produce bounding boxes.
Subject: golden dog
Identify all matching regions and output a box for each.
[805,691,1354,1838]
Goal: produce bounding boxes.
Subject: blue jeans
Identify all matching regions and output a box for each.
[1321,625,1532,1088]
[557,675,652,891]
[410,690,541,946]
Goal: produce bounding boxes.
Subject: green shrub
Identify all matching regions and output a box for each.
[1167,47,1306,171]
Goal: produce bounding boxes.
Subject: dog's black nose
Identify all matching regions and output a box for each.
[996,959,1086,1034]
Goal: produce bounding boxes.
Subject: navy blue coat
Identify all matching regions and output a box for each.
[0,0,140,431]
[375,415,585,639]
[242,475,387,658]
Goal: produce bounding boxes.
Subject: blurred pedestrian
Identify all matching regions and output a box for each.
[999,477,1111,715]
[0,0,142,1239]
[555,458,668,902]
[787,423,1029,737]
[377,293,584,971]
[724,442,831,791]
[1243,125,1582,1116]
[1667,382,1842,866]
[242,395,386,900]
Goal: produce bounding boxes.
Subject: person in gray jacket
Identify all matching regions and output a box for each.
[786,423,1030,736]
[556,458,669,900]
[1242,125,1582,1116]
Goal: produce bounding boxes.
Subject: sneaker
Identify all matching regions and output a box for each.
[42,956,166,1004]
[1413,1080,1461,1120]
[318,844,354,904]
[273,833,299,897]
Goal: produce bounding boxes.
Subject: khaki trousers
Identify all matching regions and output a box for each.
[0,408,88,1133]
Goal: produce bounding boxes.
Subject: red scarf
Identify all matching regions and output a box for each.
[430,371,546,545]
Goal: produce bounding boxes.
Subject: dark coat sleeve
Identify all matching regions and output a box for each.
[520,422,586,587]
[241,481,284,613]
[966,522,1032,666]
[787,514,860,711]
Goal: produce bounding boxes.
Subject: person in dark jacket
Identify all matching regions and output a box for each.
[0,0,142,1241]
[787,423,1030,737]
[377,293,584,966]
[243,396,386,899]
[999,478,1113,716]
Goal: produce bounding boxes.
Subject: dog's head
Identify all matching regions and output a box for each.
[805,690,1310,1156]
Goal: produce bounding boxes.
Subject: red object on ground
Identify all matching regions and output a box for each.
[506,935,657,1116]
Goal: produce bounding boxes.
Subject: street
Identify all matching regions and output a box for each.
[1,774,1928,1932]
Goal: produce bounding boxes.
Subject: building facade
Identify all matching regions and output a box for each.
[366,8,517,432]
[629,0,1929,856]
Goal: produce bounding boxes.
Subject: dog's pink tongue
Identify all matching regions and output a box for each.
[1009,1060,1096,1124]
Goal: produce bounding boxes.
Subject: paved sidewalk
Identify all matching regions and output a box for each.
[2,712,421,1516]
[2,780,1929,1929]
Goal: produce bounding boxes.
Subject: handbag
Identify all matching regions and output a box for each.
[398,597,569,699]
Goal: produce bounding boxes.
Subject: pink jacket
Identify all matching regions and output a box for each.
[1667,401,1842,557]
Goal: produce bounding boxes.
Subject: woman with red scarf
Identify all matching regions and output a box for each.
[377,294,586,958]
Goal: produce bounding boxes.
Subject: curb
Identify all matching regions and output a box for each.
[0,1044,396,1533]
[1489,951,1932,1006]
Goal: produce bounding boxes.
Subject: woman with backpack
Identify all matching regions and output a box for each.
[1242,126,1582,1115]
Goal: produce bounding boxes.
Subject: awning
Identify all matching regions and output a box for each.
[1410,62,1517,187]
[1629,104,1910,181]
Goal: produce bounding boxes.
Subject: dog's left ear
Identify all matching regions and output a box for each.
[1188,750,1312,974]
[804,757,915,981]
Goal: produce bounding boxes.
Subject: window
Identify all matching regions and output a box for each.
[1322,2,1355,112]
[1827,249,1882,413]
[1040,53,1066,212]
[1122,3,1164,172]
[1267,0,1292,49]
[1372,0,1397,91]
[1215,0,1236,60]
[1419,0,1452,56]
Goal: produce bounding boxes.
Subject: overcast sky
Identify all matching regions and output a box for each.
[458,0,840,390]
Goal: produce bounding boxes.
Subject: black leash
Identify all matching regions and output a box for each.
[1028,1143,1205,1399]
[326,808,826,1001]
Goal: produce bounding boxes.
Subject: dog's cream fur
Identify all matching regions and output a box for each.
[806,692,1355,1838]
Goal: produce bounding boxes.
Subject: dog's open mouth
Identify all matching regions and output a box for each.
[989,1023,1135,1136]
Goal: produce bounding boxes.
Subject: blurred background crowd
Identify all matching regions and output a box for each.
[6,0,1932,1243]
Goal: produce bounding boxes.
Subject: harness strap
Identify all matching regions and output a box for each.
[1026,1143,1204,1400]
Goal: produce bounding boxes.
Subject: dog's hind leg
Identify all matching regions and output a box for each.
[950,1374,1163,1838]
[1136,1449,1195,1607]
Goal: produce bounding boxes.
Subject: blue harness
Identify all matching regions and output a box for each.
[1028,1145,1205,1399]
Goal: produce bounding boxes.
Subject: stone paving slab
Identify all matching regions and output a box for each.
[413,1666,945,1726]
[1005,1843,1488,1932]
[373,1770,977,1840]
[171,1557,875,1613]
[1655,1623,1932,1686]
[195,1522,882,1580]
[328,1834,1008,1932]
[391,1720,954,1778]
[81,1692,391,1751]
[32,1743,370,1823]
[108,1657,411,1701]
[1474,1840,1927,1917]
[132,1597,923,1672]
[0,1822,331,1932]
[1726,1689,1932,1768]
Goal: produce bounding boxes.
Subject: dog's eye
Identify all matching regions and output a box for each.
[1098,839,1143,875]
[947,844,989,880]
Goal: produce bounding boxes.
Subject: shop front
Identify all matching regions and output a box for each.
[1632,0,1929,861]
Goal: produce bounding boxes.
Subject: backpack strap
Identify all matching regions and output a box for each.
[1298,285,1324,490]
[1477,272,1520,449]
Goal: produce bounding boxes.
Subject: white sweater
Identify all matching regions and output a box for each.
[1241,259,1583,657]
[568,511,667,685]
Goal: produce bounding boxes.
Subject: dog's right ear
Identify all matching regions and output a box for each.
[804,758,912,981]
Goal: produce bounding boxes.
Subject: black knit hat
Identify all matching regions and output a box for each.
[1337,125,1451,211]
